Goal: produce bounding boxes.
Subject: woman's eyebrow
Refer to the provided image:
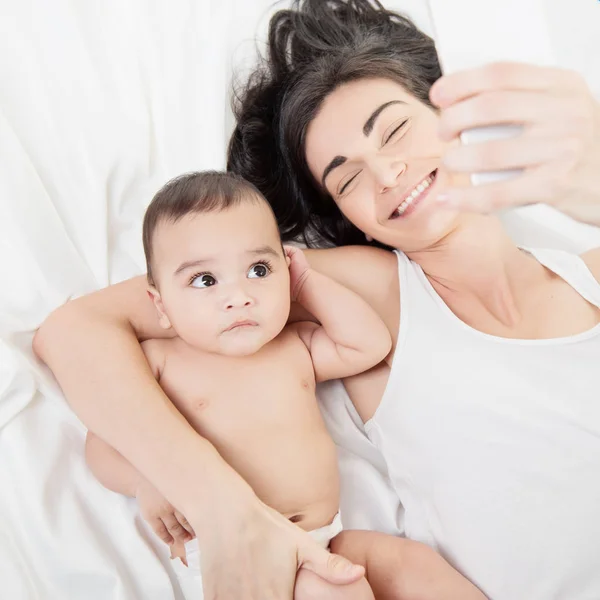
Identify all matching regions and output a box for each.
[321,155,348,187]
[363,100,406,136]
[321,100,407,186]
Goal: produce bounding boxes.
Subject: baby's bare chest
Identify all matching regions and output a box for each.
[160,334,318,438]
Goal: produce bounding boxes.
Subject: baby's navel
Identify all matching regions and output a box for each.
[289,514,304,524]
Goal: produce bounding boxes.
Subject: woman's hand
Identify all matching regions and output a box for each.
[430,62,600,224]
[190,488,364,600]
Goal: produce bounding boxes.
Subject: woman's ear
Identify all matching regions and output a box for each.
[147,287,172,330]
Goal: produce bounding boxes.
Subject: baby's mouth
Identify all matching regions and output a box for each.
[223,319,258,333]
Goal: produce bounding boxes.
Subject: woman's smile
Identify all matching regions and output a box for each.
[387,169,438,221]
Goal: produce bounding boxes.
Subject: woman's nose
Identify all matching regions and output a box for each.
[373,158,407,194]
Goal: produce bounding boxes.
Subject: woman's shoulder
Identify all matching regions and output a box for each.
[305,245,398,277]
[305,245,400,333]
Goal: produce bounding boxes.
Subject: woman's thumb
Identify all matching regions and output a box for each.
[298,544,364,584]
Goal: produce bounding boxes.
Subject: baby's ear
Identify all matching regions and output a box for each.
[147,286,172,330]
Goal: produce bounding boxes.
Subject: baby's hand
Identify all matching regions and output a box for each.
[170,540,189,567]
[285,245,311,301]
[135,478,195,546]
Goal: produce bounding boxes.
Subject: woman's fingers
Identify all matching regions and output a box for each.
[436,173,533,213]
[438,156,600,224]
[437,91,566,142]
[430,62,573,107]
[438,88,592,144]
[441,134,582,174]
[436,161,573,213]
[297,537,364,584]
[429,62,600,220]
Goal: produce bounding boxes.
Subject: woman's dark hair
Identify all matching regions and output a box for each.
[227,0,441,247]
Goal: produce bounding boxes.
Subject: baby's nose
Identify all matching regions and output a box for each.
[224,288,254,310]
[226,298,253,310]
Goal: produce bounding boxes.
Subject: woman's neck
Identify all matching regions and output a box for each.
[405,214,544,327]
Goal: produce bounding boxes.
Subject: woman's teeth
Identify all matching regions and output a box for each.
[391,172,436,218]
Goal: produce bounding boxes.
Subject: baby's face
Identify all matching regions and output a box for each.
[149,200,291,357]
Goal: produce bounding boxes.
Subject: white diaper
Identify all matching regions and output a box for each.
[172,512,343,599]
[307,511,343,549]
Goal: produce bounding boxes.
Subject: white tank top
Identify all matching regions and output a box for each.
[365,248,600,600]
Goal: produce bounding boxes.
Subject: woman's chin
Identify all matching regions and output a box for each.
[379,196,464,252]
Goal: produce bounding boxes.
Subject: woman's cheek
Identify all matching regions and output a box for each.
[340,188,376,230]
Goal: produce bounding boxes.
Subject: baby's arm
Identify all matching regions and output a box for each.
[85,432,142,497]
[85,432,193,545]
[287,246,392,382]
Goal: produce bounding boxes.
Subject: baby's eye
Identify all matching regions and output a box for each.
[190,273,217,288]
[248,263,271,279]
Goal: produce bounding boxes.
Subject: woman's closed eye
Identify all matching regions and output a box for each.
[190,272,217,288]
[248,261,272,279]
[383,118,409,145]
[338,171,362,197]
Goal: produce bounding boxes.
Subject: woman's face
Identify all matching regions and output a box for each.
[305,77,469,252]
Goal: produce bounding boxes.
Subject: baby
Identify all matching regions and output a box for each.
[85,171,485,599]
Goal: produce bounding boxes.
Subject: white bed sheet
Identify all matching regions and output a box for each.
[1,1,599,598]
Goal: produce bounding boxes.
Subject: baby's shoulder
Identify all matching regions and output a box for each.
[278,322,309,343]
[140,337,181,380]
[274,324,316,364]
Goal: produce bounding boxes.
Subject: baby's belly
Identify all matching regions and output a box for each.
[187,405,341,531]
[231,427,340,531]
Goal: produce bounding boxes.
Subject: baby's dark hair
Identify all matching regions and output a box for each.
[143,171,266,286]
[227,0,441,248]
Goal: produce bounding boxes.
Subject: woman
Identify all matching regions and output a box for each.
[34,1,600,598]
